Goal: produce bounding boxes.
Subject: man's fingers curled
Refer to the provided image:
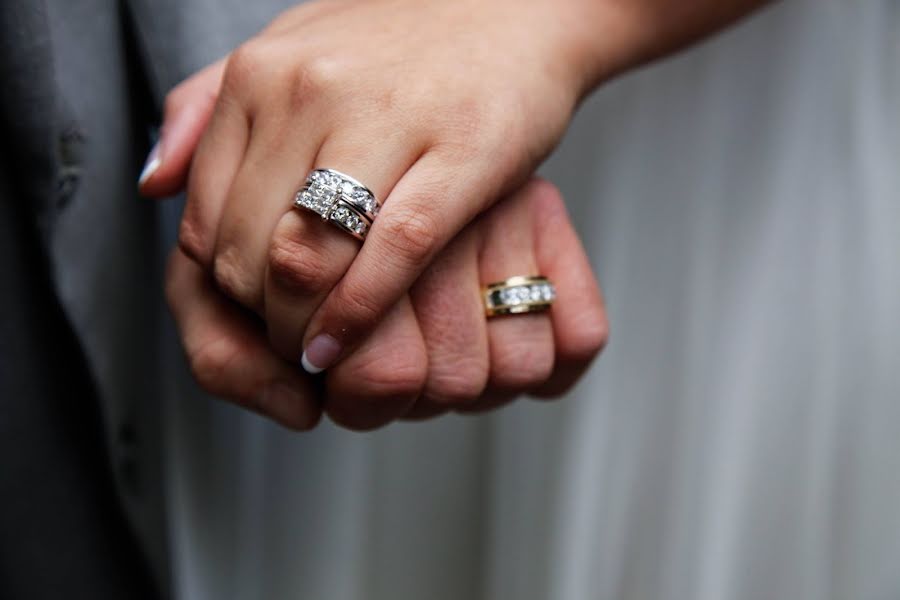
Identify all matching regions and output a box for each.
[165,248,321,430]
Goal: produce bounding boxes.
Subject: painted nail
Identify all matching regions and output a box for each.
[138,142,161,187]
[301,334,341,374]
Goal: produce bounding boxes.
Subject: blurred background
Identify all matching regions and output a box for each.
[8,0,897,598]
[154,2,900,598]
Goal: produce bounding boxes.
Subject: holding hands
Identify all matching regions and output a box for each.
[142,0,767,429]
[164,177,606,430]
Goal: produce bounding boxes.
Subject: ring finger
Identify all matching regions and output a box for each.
[469,181,556,409]
[264,125,427,366]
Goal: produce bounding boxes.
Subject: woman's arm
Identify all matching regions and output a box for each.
[145,0,770,378]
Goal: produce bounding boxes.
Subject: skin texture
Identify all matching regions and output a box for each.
[145,0,770,429]
[166,177,608,430]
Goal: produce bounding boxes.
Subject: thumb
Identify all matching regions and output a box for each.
[138,58,227,198]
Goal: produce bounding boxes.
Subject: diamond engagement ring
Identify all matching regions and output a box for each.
[483,275,556,317]
[294,168,381,241]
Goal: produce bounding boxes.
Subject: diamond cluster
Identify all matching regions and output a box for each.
[330,205,368,236]
[295,170,379,238]
[310,169,343,188]
[494,283,556,307]
[343,182,379,216]
[295,187,334,216]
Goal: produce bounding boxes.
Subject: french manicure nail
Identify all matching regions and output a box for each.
[301,334,341,374]
[138,142,161,187]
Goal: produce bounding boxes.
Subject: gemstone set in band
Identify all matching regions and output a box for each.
[484,275,556,317]
[294,175,557,318]
[294,169,381,240]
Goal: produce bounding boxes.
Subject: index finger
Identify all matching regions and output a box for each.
[166,248,322,430]
[299,151,505,372]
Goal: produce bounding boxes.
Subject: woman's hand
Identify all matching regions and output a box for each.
[165,178,608,430]
[143,0,767,375]
[148,0,606,374]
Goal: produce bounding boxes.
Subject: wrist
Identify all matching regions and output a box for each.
[532,0,773,100]
[502,0,634,100]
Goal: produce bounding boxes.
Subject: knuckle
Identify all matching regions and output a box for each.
[491,343,554,390]
[187,336,240,397]
[425,357,488,406]
[177,215,212,267]
[326,348,426,431]
[564,310,610,362]
[268,226,331,295]
[287,56,339,109]
[378,208,442,268]
[331,354,426,430]
[356,351,428,401]
[224,41,266,88]
[212,247,258,307]
[222,38,284,101]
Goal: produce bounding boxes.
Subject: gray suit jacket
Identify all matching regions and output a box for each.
[0,0,294,596]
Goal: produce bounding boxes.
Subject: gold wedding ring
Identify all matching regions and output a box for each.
[483,275,556,317]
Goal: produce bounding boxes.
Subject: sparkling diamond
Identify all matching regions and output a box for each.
[541,284,555,301]
[308,180,336,210]
[344,213,360,230]
[346,186,374,212]
[313,196,334,215]
[502,288,520,305]
[516,286,530,301]
[354,221,367,235]
[332,206,350,222]
[298,185,336,216]
[530,285,543,301]
[309,170,342,190]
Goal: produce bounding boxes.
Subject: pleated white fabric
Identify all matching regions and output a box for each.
[166,1,900,598]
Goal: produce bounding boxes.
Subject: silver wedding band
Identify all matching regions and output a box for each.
[294,168,381,241]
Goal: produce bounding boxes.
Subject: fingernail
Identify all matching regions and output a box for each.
[301,334,341,374]
[138,142,161,187]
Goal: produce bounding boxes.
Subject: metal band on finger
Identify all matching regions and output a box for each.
[293,168,381,241]
[483,275,556,317]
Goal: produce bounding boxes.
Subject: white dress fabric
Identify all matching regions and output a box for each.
[165,1,900,598]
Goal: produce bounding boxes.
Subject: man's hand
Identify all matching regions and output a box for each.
[149,0,771,429]
[166,178,608,430]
